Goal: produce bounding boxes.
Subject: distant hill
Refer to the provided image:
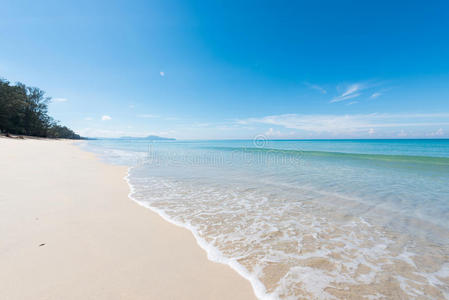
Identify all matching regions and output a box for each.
[119,135,176,140]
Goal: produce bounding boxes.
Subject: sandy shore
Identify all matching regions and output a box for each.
[0,138,256,300]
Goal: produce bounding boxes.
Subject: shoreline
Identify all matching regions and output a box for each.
[124,169,269,300]
[0,138,256,300]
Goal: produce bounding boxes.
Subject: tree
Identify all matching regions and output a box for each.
[0,79,27,134]
[0,78,81,139]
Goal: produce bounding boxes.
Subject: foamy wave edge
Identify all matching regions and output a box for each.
[124,167,273,300]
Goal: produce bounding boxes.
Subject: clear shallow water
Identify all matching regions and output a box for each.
[81,139,449,299]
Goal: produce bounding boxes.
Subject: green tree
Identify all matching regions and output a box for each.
[0,79,27,134]
[0,78,81,139]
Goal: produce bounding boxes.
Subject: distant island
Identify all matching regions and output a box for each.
[119,135,176,141]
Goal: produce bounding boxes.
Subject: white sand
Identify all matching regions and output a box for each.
[0,138,256,300]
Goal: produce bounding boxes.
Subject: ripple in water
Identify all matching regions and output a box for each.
[83,139,449,299]
[128,169,449,299]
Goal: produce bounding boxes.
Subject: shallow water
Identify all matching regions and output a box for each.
[81,139,449,299]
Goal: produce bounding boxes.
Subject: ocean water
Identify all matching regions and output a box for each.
[80,139,449,299]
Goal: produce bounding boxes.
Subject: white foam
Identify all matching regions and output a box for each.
[76,139,449,300]
[124,169,275,300]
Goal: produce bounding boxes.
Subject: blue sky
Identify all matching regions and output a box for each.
[1,0,449,139]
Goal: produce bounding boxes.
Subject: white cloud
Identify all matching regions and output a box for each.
[371,92,382,99]
[192,122,211,128]
[76,128,144,138]
[428,128,444,137]
[239,113,449,135]
[101,115,112,121]
[368,128,375,135]
[342,84,361,97]
[164,116,179,121]
[75,128,175,138]
[397,130,407,137]
[330,84,363,103]
[52,97,68,103]
[304,82,327,94]
[84,117,93,121]
[265,127,282,137]
[160,71,165,77]
[137,114,158,118]
[346,101,358,106]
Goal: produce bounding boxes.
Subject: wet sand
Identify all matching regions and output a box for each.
[0,137,256,300]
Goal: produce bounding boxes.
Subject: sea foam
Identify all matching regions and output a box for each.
[84,139,449,299]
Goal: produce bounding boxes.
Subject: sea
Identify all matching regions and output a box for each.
[79,138,449,299]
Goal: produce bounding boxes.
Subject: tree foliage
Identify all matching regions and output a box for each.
[0,78,81,139]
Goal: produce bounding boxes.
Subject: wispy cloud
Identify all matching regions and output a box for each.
[304,82,327,94]
[137,114,158,118]
[76,128,146,138]
[164,116,179,121]
[160,71,165,77]
[428,128,444,137]
[330,84,364,103]
[101,115,112,121]
[76,128,175,138]
[397,130,408,137]
[370,92,382,99]
[191,122,211,128]
[52,97,68,103]
[370,87,392,99]
[239,113,449,135]
[265,127,282,137]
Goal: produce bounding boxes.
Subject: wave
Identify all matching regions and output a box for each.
[81,140,449,299]
[125,167,449,299]
[204,146,449,166]
[124,168,274,300]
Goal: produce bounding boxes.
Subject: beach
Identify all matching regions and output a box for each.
[0,137,256,300]
[83,138,449,299]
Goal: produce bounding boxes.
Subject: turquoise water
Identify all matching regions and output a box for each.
[82,139,449,299]
[86,138,449,157]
